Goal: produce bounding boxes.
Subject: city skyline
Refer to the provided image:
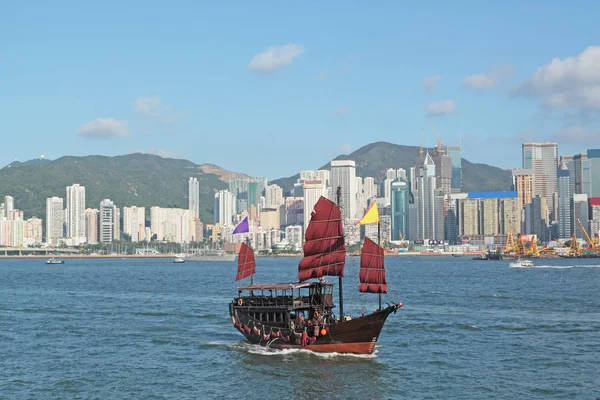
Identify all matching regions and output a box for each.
[2,2,600,178]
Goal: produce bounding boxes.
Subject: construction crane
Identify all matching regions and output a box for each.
[419,128,425,158]
[577,218,597,250]
[428,121,445,153]
[527,236,540,258]
[566,233,581,257]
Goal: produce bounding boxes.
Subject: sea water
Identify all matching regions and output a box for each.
[1,256,599,399]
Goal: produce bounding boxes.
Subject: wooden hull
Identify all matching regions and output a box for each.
[229,303,401,355]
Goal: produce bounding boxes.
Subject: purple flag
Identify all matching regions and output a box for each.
[232,216,249,234]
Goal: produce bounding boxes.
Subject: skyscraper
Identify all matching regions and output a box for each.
[430,149,452,195]
[214,190,236,225]
[229,178,249,213]
[588,149,600,197]
[3,196,14,219]
[303,180,326,235]
[46,197,64,245]
[522,143,558,216]
[390,178,409,241]
[66,184,86,244]
[511,168,534,209]
[265,184,284,207]
[447,145,462,193]
[573,153,592,197]
[84,208,99,244]
[330,160,357,220]
[188,177,200,218]
[557,168,572,239]
[573,194,589,239]
[416,154,439,240]
[99,199,117,243]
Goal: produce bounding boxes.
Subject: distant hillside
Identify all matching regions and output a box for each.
[0,153,241,223]
[272,141,511,193]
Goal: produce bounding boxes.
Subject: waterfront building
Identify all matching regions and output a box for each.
[511,168,534,208]
[390,178,409,241]
[214,190,236,225]
[522,143,558,216]
[284,225,303,250]
[572,194,589,239]
[150,206,196,243]
[303,180,326,235]
[188,177,200,218]
[84,208,99,244]
[573,153,592,197]
[557,168,572,239]
[24,217,43,246]
[46,197,65,245]
[588,149,600,197]
[331,160,357,220]
[416,154,440,240]
[99,199,118,244]
[589,197,600,236]
[66,184,86,244]
[123,206,146,242]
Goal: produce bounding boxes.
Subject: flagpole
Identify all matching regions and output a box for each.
[336,186,344,321]
[378,221,382,311]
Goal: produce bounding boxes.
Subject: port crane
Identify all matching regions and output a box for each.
[577,218,599,255]
[428,121,445,153]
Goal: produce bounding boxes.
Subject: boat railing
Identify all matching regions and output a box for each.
[236,295,315,309]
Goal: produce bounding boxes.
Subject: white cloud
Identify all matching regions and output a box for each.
[135,96,161,117]
[425,100,458,116]
[464,65,514,90]
[422,75,443,93]
[339,144,351,154]
[134,96,183,123]
[514,46,600,111]
[249,44,304,73]
[550,126,600,144]
[79,118,130,139]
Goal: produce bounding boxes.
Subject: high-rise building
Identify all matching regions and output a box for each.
[284,225,303,250]
[363,177,377,199]
[573,194,589,239]
[265,184,284,207]
[522,143,558,215]
[46,197,64,245]
[84,208,99,244]
[390,178,409,241]
[529,195,548,242]
[589,197,600,236]
[431,150,452,195]
[416,154,440,240]
[303,180,326,235]
[480,198,499,236]
[3,196,14,219]
[188,177,200,218]
[500,197,521,235]
[99,199,117,244]
[511,168,534,208]
[330,160,357,220]
[123,206,146,242]
[573,153,592,197]
[588,149,600,197]
[447,145,462,193]
[66,184,86,244]
[557,168,572,239]
[214,190,236,225]
[229,178,249,213]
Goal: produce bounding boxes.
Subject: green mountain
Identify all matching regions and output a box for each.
[0,153,247,223]
[272,141,511,193]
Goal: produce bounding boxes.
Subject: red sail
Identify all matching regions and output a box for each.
[359,237,388,294]
[298,197,346,282]
[236,243,256,281]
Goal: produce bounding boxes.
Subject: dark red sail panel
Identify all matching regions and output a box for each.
[359,237,388,294]
[298,197,346,282]
[236,243,256,281]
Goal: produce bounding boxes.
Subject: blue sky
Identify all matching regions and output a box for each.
[1,1,599,179]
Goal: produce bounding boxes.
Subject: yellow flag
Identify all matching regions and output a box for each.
[356,201,379,225]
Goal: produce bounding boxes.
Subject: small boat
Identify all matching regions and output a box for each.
[46,258,64,265]
[509,258,534,268]
[173,257,185,264]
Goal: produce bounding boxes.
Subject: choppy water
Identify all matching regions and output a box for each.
[1,256,599,399]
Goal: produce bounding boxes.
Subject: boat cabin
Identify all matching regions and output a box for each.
[233,281,335,329]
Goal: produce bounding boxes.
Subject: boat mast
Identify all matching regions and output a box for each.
[336,186,344,320]
[377,220,382,311]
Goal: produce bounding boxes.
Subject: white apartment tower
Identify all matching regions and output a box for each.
[46,197,64,244]
[188,177,200,218]
[123,206,146,242]
[66,184,86,243]
[3,196,14,219]
[214,190,236,225]
[303,180,327,235]
[265,184,284,207]
[330,160,357,220]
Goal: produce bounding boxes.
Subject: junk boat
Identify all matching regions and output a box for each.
[229,193,402,355]
[46,258,64,265]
